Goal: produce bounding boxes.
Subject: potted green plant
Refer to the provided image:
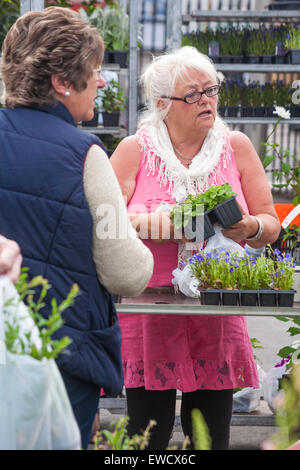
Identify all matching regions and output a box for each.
[0,0,18,50]
[249,81,264,117]
[226,80,241,117]
[262,82,275,117]
[285,25,300,64]
[101,79,126,127]
[240,82,253,117]
[185,246,296,307]
[80,5,142,68]
[244,27,263,64]
[82,102,99,127]
[170,183,242,243]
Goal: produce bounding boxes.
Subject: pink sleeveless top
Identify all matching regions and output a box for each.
[120,128,259,392]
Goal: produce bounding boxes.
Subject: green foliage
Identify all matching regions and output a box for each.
[93,416,156,450]
[0,0,19,49]
[187,246,295,291]
[285,26,300,51]
[4,268,79,361]
[101,79,126,114]
[170,183,237,230]
[276,315,300,370]
[191,409,211,451]
[80,5,142,52]
[261,116,300,206]
[269,366,300,450]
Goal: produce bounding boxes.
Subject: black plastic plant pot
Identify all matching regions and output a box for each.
[240,290,258,306]
[226,106,239,117]
[277,290,295,307]
[274,55,286,64]
[259,289,277,307]
[219,55,232,63]
[241,106,253,117]
[183,213,215,242]
[218,106,226,117]
[286,49,300,64]
[201,289,221,306]
[254,107,266,117]
[82,112,98,127]
[231,56,243,64]
[247,55,260,64]
[209,196,243,229]
[290,105,300,117]
[260,55,274,64]
[102,112,120,127]
[222,290,240,306]
[104,50,127,68]
[265,106,274,117]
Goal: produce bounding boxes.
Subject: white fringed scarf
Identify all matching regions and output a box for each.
[137,117,233,269]
[138,116,232,202]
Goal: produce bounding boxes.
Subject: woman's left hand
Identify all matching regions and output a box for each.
[221,203,259,243]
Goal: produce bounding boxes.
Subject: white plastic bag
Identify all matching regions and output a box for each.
[233,364,265,413]
[0,275,81,450]
[172,226,245,297]
[262,363,287,413]
[203,225,245,256]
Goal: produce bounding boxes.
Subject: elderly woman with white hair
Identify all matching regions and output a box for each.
[110,46,280,450]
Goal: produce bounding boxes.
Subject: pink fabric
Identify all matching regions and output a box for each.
[120,129,259,392]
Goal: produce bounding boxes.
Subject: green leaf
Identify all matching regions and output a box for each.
[262,155,275,168]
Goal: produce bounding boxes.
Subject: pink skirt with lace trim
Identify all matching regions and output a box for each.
[119,313,259,392]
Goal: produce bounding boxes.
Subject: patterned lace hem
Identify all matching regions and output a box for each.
[123,358,259,392]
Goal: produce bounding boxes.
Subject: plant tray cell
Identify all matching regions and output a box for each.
[183,213,215,242]
[286,49,300,64]
[222,290,240,306]
[102,112,120,127]
[240,290,258,306]
[82,113,98,127]
[201,290,221,306]
[209,197,242,229]
[277,290,295,307]
[259,290,277,307]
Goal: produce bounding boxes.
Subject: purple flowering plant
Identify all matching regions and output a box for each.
[272,249,296,290]
[187,246,295,291]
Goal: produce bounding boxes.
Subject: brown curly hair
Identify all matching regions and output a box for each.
[1,6,104,108]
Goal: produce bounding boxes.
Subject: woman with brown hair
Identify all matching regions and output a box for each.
[0,7,153,448]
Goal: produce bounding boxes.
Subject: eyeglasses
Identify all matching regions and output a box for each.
[161,85,221,104]
[92,67,102,79]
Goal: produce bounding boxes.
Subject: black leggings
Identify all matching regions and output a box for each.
[126,387,233,450]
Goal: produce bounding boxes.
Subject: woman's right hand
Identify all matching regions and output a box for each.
[129,212,184,244]
[0,235,22,283]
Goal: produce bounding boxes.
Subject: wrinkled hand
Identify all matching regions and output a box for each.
[221,203,259,243]
[0,235,22,283]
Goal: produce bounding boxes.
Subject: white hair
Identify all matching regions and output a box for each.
[138,46,221,128]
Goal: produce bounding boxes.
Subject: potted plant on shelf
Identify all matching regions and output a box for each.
[262,82,275,117]
[244,27,262,64]
[101,79,126,127]
[82,102,99,127]
[184,246,296,307]
[226,80,241,117]
[170,183,242,243]
[249,81,264,117]
[240,82,253,117]
[262,106,300,265]
[285,25,300,64]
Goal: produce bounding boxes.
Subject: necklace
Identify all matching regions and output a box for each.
[173,146,195,166]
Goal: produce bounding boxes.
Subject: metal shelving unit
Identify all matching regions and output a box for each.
[182,9,300,24]
[180,7,300,133]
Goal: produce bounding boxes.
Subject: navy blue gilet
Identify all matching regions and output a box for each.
[0,103,123,395]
